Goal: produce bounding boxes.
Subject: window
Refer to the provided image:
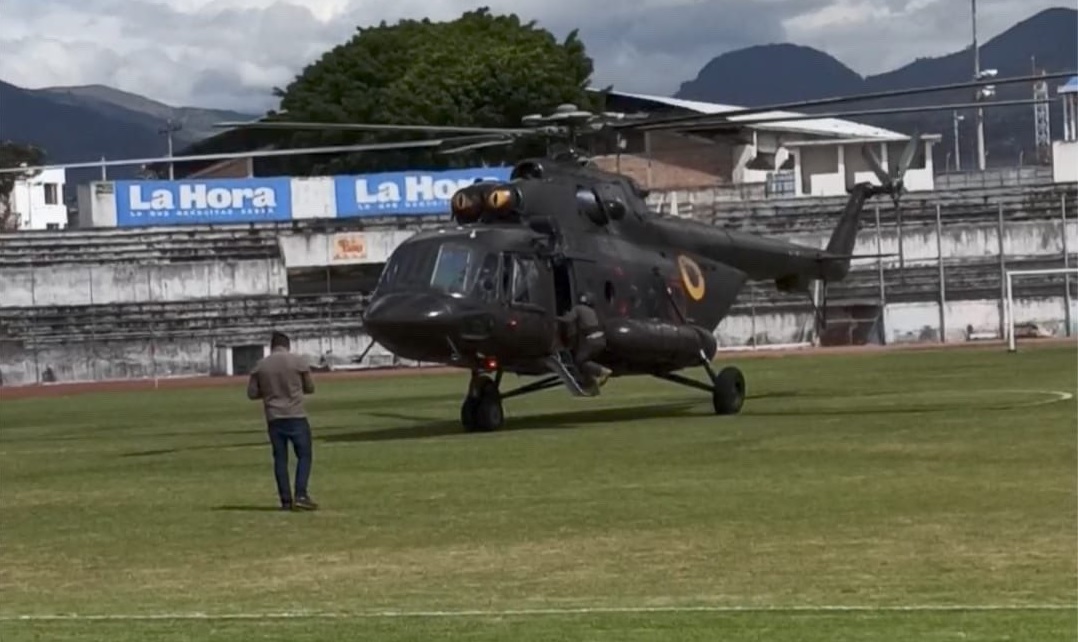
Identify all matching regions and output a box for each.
[430,243,475,296]
[472,253,501,302]
[43,183,59,205]
[45,223,59,230]
[507,255,539,305]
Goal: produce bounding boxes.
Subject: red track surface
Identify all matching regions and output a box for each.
[1,339,1072,401]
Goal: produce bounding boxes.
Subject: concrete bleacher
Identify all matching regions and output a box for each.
[731,256,1074,316]
[0,294,369,344]
[0,226,283,266]
[653,181,1078,232]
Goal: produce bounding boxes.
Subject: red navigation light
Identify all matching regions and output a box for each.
[507,317,518,329]
[484,356,499,371]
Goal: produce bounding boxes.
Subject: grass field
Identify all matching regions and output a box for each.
[0,344,1075,641]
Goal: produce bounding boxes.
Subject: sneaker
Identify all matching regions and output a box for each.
[294,496,319,511]
[280,499,294,511]
[597,368,612,387]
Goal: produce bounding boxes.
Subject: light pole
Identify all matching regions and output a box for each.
[971,0,995,171]
[952,111,964,171]
[158,119,183,180]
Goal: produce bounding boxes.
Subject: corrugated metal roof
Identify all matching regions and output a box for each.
[600,89,910,140]
[1059,76,1078,94]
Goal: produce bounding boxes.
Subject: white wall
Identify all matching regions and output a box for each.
[11,168,67,230]
[77,182,118,228]
[1053,140,1077,184]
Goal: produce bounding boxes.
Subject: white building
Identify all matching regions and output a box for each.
[9,168,69,230]
[593,89,941,198]
[1054,76,1078,184]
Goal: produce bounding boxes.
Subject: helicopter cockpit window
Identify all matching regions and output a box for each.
[375,239,439,294]
[430,243,475,296]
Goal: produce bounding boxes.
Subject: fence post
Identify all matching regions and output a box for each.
[874,205,887,344]
[147,268,157,387]
[88,264,97,381]
[997,201,1006,339]
[936,203,946,343]
[30,262,40,383]
[1063,194,1073,338]
[749,283,757,349]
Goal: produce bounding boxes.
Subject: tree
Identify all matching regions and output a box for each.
[263,8,596,176]
[0,141,45,231]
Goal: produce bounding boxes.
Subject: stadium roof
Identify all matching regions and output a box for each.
[1059,76,1078,94]
[597,89,910,141]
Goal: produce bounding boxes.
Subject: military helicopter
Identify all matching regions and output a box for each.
[206,69,1076,432]
[215,98,929,432]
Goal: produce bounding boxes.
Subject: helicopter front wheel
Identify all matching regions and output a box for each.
[461,375,504,432]
[711,366,746,415]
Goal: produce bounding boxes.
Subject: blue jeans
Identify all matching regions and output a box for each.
[267,417,312,502]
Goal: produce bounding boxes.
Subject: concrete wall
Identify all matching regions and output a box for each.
[713,296,1077,349]
[0,329,411,386]
[782,218,1078,269]
[278,230,417,268]
[0,259,286,307]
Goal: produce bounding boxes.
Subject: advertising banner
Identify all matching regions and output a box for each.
[114,178,293,226]
[333,167,513,217]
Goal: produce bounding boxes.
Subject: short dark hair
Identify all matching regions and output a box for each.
[270,331,290,349]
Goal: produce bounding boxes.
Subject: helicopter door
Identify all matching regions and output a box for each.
[500,252,557,351]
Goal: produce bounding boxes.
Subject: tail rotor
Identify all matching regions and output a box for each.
[860,132,921,273]
[860,131,921,208]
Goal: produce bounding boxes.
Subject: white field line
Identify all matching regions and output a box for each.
[1,604,1075,621]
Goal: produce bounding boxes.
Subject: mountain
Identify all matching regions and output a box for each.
[39,85,251,143]
[0,81,255,187]
[675,6,1078,168]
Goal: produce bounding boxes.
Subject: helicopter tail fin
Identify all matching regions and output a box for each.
[822,133,921,281]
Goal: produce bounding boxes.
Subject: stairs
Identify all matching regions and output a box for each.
[545,350,597,397]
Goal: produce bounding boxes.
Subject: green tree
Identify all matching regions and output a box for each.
[263,8,596,176]
[0,141,45,231]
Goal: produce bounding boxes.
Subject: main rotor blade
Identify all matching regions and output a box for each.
[625,70,1075,131]
[668,96,1047,128]
[0,138,463,175]
[438,139,516,155]
[214,120,534,136]
[680,98,1050,128]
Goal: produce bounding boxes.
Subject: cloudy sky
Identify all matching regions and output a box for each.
[0,0,1066,113]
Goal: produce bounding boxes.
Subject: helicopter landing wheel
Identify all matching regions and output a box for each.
[461,376,504,432]
[711,366,745,416]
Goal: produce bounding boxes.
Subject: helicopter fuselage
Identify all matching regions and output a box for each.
[363,216,746,378]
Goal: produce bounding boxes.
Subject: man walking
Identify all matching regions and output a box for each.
[247,331,319,511]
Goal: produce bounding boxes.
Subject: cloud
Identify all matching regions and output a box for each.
[0,0,1063,112]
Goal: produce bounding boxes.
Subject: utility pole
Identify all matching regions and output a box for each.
[972,0,986,171]
[158,119,183,180]
[952,111,964,171]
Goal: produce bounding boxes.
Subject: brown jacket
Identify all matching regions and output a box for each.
[247,348,315,421]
